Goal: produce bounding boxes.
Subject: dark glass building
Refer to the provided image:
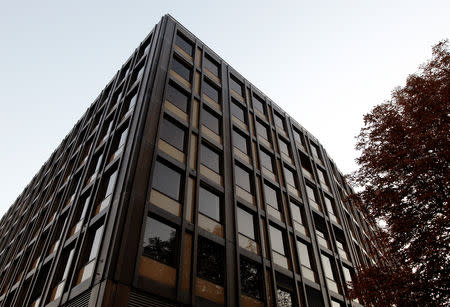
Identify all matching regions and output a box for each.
[0,15,377,307]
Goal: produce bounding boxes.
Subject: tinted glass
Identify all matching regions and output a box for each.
[175,33,193,56]
[152,161,181,200]
[290,202,303,223]
[233,130,248,154]
[321,254,334,279]
[284,167,296,187]
[310,143,321,160]
[260,150,273,172]
[203,79,220,102]
[274,112,285,130]
[143,217,177,266]
[88,226,104,261]
[253,95,265,114]
[171,57,191,81]
[202,108,220,134]
[231,100,246,122]
[160,118,185,151]
[240,258,261,299]
[297,241,312,268]
[199,187,221,222]
[279,139,289,155]
[264,184,279,210]
[197,237,224,285]
[269,225,285,255]
[305,185,317,202]
[277,288,293,307]
[256,121,268,139]
[230,76,243,96]
[205,55,219,76]
[235,165,251,192]
[201,144,220,173]
[237,207,255,239]
[105,171,117,197]
[118,128,128,148]
[167,83,189,112]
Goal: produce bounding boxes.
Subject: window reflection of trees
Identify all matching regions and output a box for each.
[240,259,261,299]
[143,230,176,267]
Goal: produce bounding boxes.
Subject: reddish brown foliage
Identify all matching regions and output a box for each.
[348,40,450,306]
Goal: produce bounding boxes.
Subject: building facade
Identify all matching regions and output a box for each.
[0,15,376,307]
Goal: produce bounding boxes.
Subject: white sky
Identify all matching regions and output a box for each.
[0,0,448,217]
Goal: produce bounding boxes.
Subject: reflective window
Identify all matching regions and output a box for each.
[171,57,191,82]
[233,130,248,154]
[277,288,294,307]
[105,171,117,197]
[237,207,255,240]
[160,117,185,151]
[321,254,335,280]
[260,150,274,172]
[202,108,220,134]
[240,258,261,299]
[274,112,285,130]
[279,138,290,156]
[310,143,322,161]
[253,94,265,114]
[175,33,193,56]
[201,144,220,173]
[143,217,177,267]
[255,120,269,140]
[231,99,246,123]
[199,187,221,222]
[167,83,189,112]
[205,54,219,77]
[264,184,280,210]
[269,225,286,255]
[230,76,243,96]
[88,226,103,261]
[203,79,220,102]
[297,241,312,269]
[284,167,297,188]
[197,237,224,285]
[152,161,182,201]
[290,202,304,224]
[235,165,251,192]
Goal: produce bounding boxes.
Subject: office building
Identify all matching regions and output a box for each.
[0,15,376,307]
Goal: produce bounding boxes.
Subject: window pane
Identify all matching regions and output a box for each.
[240,258,261,299]
[297,241,312,268]
[274,113,285,130]
[160,118,185,151]
[203,79,220,102]
[321,255,334,280]
[88,226,104,261]
[176,33,193,56]
[201,144,220,173]
[199,187,221,222]
[264,184,279,210]
[269,225,285,255]
[279,139,289,155]
[143,217,177,267]
[202,108,220,134]
[230,76,243,96]
[253,94,265,114]
[290,202,303,223]
[205,55,219,76]
[167,83,189,112]
[260,150,273,172]
[237,207,255,239]
[233,130,248,154]
[152,161,181,200]
[105,171,117,197]
[277,288,294,307]
[197,237,224,285]
[255,121,268,139]
[171,57,191,81]
[231,100,246,123]
[235,165,251,192]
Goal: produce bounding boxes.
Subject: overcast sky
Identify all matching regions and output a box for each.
[0,0,448,217]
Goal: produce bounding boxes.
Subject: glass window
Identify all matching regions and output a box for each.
[197,237,224,285]
[240,258,261,299]
[175,33,193,56]
[317,169,329,188]
[237,207,255,239]
[104,171,117,197]
[205,54,219,76]
[233,130,248,154]
[201,144,220,173]
[160,117,185,151]
[260,150,274,172]
[264,184,280,210]
[284,167,297,188]
[203,79,220,102]
[199,187,221,222]
[290,202,303,224]
[274,112,285,130]
[279,138,290,156]
[321,254,335,281]
[306,185,318,205]
[201,108,220,134]
[231,99,246,123]
[171,57,191,82]
[277,288,294,307]
[253,94,265,114]
[269,225,285,255]
[118,128,128,148]
[88,226,103,261]
[342,266,353,285]
[167,83,189,113]
[297,241,312,268]
[293,129,306,147]
[235,165,251,192]
[255,120,268,140]
[143,217,177,267]
[230,75,243,96]
[310,143,322,161]
[152,161,182,201]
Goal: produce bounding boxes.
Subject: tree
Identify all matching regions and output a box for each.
[348,40,450,306]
